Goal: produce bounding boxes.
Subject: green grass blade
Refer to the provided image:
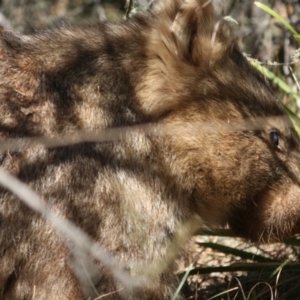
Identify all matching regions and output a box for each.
[254,2,298,36]
[251,61,300,102]
[283,236,300,246]
[178,262,300,276]
[198,242,276,263]
[197,228,234,237]
[250,61,300,135]
[172,264,193,300]
[269,258,291,279]
[207,287,239,300]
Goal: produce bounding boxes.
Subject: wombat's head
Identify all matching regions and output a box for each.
[138,0,300,242]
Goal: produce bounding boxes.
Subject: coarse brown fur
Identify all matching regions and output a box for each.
[0,0,300,299]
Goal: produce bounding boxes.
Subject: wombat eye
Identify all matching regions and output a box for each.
[270,131,279,146]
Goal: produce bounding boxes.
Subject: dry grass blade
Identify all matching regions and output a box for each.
[0,167,143,291]
[0,116,294,153]
[0,124,155,153]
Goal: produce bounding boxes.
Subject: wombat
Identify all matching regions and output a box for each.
[0,0,299,299]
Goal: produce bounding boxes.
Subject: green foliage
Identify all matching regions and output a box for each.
[253,2,300,135]
[254,2,298,36]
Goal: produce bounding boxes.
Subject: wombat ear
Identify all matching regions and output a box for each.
[153,0,233,65]
[138,0,234,117]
